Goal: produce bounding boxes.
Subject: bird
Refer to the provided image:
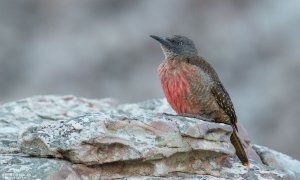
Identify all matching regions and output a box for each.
[150,35,249,166]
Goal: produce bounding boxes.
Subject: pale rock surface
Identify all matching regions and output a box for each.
[0,95,299,179]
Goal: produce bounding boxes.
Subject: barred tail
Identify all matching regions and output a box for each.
[230,129,250,166]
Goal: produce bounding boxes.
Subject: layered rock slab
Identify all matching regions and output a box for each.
[0,95,299,179]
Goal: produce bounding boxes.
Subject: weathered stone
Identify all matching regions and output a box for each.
[19,111,235,165]
[0,154,72,180]
[0,95,299,179]
[253,145,300,179]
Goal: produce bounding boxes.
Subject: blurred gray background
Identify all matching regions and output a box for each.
[0,0,299,159]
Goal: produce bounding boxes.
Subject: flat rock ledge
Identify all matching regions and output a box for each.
[0,95,299,179]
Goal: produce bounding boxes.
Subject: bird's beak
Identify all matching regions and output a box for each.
[150,35,170,47]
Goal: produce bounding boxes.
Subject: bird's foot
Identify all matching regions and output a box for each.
[179,113,215,122]
[161,112,176,116]
[160,113,215,123]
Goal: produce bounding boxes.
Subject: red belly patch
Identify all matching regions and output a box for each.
[158,62,197,113]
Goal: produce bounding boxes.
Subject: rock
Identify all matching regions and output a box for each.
[0,95,299,179]
[0,155,73,180]
[253,145,300,179]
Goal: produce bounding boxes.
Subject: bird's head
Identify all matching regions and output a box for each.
[150,35,198,58]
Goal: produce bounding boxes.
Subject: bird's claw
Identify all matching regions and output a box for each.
[160,112,215,123]
[179,113,215,122]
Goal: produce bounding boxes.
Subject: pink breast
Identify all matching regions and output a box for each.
[158,62,195,113]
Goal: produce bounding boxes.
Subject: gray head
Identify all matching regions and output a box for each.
[150,35,198,58]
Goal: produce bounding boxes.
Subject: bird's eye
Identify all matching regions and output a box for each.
[179,41,183,46]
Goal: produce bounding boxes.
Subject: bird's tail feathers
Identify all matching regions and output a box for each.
[230,129,250,166]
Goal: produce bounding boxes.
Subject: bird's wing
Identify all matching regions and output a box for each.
[183,54,239,130]
[211,82,238,130]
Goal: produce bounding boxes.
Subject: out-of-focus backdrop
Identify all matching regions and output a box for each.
[0,0,299,159]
